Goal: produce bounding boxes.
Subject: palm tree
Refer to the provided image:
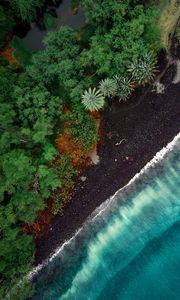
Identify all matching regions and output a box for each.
[99,78,117,97]
[81,87,105,111]
[114,75,134,101]
[128,52,157,85]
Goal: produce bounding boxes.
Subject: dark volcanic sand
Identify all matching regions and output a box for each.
[35,51,180,265]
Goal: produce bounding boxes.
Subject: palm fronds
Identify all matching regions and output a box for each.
[99,78,117,97]
[81,87,105,111]
[114,75,134,101]
[128,52,157,85]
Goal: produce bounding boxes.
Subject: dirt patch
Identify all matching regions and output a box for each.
[1,44,19,65]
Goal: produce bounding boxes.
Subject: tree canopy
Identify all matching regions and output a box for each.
[10,0,45,20]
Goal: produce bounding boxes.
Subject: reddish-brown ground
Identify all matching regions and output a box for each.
[56,132,86,166]
[22,199,54,238]
[1,44,18,65]
[22,114,99,238]
[0,33,19,66]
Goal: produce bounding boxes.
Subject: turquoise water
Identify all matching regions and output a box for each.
[31,136,180,300]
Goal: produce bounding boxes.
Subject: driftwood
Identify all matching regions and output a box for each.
[115,138,127,146]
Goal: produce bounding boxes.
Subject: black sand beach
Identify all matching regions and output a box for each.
[35,47,180,265]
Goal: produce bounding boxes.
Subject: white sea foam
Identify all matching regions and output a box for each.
[28,132,180,280]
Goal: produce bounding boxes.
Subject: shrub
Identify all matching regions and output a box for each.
[52,154,77,214]
[68,106,98,152]
[10,36,32,66]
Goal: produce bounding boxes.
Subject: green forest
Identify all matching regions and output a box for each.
[0,0,167,298]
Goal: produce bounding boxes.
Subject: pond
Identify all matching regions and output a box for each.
[15,0,85,52]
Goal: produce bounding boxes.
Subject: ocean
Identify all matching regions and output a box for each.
[30,133,180,300]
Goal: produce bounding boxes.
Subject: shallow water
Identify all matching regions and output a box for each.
[56,0,85,29]
[31,135,180,300]
[21,0,85,52]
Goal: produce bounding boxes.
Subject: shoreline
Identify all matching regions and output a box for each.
[35,49,180,265]
[29,131,180,280]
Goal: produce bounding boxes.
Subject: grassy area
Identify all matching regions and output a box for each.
[158,0,180,49]
[10,36,32,66]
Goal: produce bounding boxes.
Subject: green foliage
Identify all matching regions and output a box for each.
[68,104,98,151]
[128,52,157,85]
[10,36,32,66]
[55,154,77,187]
[0,24,98,299]
[0,64,18,101]
[81,2,160,77]
[43,143,57,161]
[38,165,60,198]
[82,87,105,111]
[79,25,95,45]
[10,192,44,223]
[14,82,62,127]
[0,228,35,274]
[0,227,35,299]
[10,0,45,21]
[0,61,61,298]
[1,149,35,195]
[0,6,15,49]
[114,75,135,101]
[27,26,81,91]
[82,0,129,26]
[43,13,58,29]
[52,154,77,214]
[0,103,16,131]
[99,78,117,97]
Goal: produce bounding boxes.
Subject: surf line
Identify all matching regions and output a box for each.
[28,132,180,280]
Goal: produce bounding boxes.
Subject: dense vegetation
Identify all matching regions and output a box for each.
[10,0,45,20]
[0,0,163,298]
[0,6,15,48]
